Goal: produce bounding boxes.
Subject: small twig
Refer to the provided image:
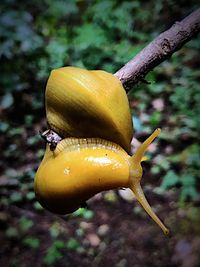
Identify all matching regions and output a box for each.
[115,8,200,90]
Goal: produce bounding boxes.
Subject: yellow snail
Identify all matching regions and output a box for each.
[34,67,169,235]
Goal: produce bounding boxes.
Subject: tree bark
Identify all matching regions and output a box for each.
[114,8,200,90]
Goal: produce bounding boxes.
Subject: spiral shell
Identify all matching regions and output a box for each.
[46,67,133,153]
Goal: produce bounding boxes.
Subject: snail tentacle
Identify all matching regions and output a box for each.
[129,129,169,235]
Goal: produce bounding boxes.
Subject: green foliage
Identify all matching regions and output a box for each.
[5,227,19,239]
[66,238,80,251]
[43,240,65,266]
[33,201,44,211]
[72,208,94,220]
[19,216,33,232]
[161,170,180,189]
[5,216,34,242]
[23,237,40,249]
[1,93,14,108]
[49,222,61,239]
[10,192,23,203]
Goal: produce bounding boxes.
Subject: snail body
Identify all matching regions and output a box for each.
[35,129,169,235]
[34,66,169,235]
[35,138,129,214]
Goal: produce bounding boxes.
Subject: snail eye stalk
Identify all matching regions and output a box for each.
[129,129,169,235]
[133,128,161,165]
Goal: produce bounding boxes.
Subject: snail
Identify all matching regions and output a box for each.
[34,67,169,235]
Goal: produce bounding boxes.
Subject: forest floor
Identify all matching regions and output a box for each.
[1,188,200,267]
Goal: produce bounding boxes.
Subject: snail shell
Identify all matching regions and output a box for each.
[46,67,133,153]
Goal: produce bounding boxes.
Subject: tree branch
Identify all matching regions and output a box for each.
[114,8,200,90]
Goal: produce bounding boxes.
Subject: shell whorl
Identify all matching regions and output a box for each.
[46,67,133,153]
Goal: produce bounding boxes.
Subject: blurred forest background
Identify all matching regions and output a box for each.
[0,0,200,266]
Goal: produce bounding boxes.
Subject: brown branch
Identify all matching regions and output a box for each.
[114,8,200,90]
